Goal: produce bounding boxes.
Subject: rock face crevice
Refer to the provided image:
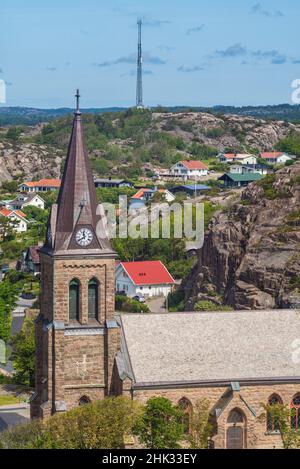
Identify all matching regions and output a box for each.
[184,163,300,310]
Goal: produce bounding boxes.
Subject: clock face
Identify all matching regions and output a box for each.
[75,228,93,247]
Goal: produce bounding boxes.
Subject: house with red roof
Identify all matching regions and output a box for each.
[260,152,294,165]
[19,178,61,193]
[116,261,175,298]
[170,160,209,179]
[0,208,28,233]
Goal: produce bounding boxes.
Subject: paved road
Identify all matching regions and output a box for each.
[0,404,30,432]
[146,297,167,313]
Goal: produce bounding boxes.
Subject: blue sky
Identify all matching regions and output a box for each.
[1,0,300,108]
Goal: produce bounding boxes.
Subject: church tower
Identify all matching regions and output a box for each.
[31,91,118,419]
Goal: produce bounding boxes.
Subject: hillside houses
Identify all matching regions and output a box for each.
[0,208,28,233]
[129,187,175,209]
[170,160,209,179]
[0,193,45,211]
[218,153,257,165]
[116,261,175,298]
[19,178,61,193]
[260,152,294,165]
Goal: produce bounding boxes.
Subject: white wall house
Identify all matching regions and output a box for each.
[5,193,45,211]
[0,209,28,233]
[218,153,257,165]
[260,152,293,165]
[170,161,209,179]
[19,179,61,193]
[116,261,175,298]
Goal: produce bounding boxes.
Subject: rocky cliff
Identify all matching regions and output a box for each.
[184,162,300,310]
[0,141,63,184]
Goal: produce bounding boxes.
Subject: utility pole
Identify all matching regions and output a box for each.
[136,19,144,108]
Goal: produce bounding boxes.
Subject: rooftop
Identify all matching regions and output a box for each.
[119,309,300,386]
[219,173,262,182]
[180,160,208,170]
[119,261,175,286]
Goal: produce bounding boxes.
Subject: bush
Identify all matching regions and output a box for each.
[194,301,233,312]
[0,397,142,449]
[134,397,183,449]
[115,295,150,313]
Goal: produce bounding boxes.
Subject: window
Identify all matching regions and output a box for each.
[88,278,99,321]
[79,396,91,406]
[179,398,193,435]
[69,279,80,321]
[226,409,246,449]
[291,394,300,429]
[267,394,282,432]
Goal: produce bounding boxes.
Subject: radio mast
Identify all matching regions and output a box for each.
[136,19,144,108]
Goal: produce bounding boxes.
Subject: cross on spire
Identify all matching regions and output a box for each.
[75,89,81,114]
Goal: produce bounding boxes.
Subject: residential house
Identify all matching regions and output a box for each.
[19,179,61,193]
[229,164,272,176]
[116,261,175,298]
[1,193,45,211]
[218,173,262,188]
[170,161,209,179]
[218,153,257,165]
[260,152,294,165]
[170,184,211,197]
[129,187,175,209]
[0,208,28,233]
[94,178,134,189]
[20,246,41,275]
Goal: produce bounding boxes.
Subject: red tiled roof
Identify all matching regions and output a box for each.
[132,188,153,200]
[0,208,11,217]
[21,179,61,188]
[0,209,27,219]
[260,152,283,159]
[181,160,208,170]
[120,261,175,286]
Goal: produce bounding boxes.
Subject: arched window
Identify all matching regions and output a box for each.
[88,278,99,321]
[267,394,283,432]
[226,408,246,449]
[79,396,91,406]
[291,394,300,429]
[69,279,80,321]
[178,398,193,435]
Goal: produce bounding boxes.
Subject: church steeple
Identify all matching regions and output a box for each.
[47,91,115,256]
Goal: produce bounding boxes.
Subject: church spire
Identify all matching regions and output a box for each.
[47,91,115,256]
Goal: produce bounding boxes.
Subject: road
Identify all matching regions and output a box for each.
[0,404,30,432]
[0,296,35,376]
[146,296,167,313]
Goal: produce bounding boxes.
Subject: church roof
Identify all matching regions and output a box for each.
[118,309,300,387]
[46,91,115,257]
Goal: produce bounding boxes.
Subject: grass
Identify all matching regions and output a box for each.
[0,395,21,406]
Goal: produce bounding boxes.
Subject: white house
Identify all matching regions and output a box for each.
[129,187,175,209]
[0,209,28,233]
[260,152,294,165]
[115,261,175,298]
[170,161,209,179]
[229,164,271,176]
[218,153,257,165]
[2,193,45,211]
[19,178,61,193]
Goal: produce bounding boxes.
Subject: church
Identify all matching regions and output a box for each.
[30,94,300,449]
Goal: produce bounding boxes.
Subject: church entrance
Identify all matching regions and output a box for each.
[226,409,247,449]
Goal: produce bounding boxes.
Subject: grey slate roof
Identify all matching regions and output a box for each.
[119,310,300,386]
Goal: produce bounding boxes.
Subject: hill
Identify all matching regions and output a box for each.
[1,103,300,127]
[183,162,300,310]
[1,108,300,183]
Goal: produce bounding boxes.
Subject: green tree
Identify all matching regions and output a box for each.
[0,215,17,241]
[134,397,183,449]
[6,127,23,142]
[259,403,300,449]
[0,397,142,449]
[0,280,18,343]
[10,317,35,386]
[189,399,213,449]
